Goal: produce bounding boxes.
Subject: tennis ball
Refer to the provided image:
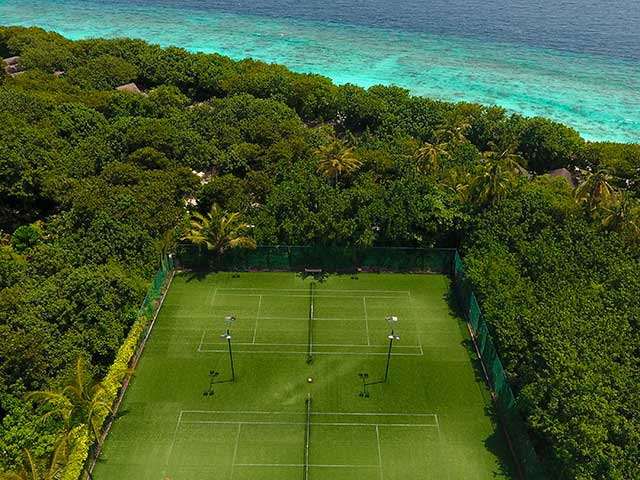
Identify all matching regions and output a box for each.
[307,377,313,383]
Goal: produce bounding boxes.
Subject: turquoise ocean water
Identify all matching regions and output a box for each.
[0,0,638,143]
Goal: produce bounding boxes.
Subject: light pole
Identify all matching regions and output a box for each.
[383,316,400,382]
[359,316,399,397]
[221,315,236,381]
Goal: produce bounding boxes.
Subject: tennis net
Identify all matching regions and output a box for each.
[307,283,314,364]
[304,393,311,480]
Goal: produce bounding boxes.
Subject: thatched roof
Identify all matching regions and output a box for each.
[547,168,578,188]
[115,82,142,94]
[3,56,20,66]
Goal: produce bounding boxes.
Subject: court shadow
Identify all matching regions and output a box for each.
[296,270,330,283]
[181,269,209,282]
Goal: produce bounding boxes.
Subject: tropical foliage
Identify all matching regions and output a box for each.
[182,203,256,254]
[1,26,639,480]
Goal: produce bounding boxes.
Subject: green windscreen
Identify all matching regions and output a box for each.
[452,251,545,480]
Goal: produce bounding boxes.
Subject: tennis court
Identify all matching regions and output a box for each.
[93,272,515,479]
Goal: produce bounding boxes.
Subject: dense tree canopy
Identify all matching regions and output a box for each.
[0,26,638,479]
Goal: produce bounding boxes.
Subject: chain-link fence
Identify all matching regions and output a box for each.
[453,251,545,480]
[175,244,455,273]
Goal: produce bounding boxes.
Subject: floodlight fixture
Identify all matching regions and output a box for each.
[385,316,399,324]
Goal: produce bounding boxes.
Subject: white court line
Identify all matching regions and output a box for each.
[210,287,218,307]
[201,341,420,349]
[197,330,206,352]
[181,410,437,418]
[363,297,370,345]
[179,420,438,428]
[210,294,409,299]
[235,463,379,468]
[167,410,184,465]
[197,348,423,356]
[216,288,411,294]
[230,423,241,480]
[252,295,262,343]
[253,315,409,323]
[434,414,441,440]
[376,425,384,480]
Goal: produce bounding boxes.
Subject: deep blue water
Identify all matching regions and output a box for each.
[99,0,640,60]
[1,0,639,143]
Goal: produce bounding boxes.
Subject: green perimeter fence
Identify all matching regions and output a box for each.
[175,244,455,273]
[86,256,175,479]
[138,255,174,322]
[174,245,546,479]
[453,251,545,480]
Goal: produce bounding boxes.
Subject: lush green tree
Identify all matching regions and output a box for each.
[518,117,584,173]
[67,55,137,90]
[11,223,43,253]
[0,26,639,479]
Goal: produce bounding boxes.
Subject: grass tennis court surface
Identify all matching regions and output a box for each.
[93,272,516,480]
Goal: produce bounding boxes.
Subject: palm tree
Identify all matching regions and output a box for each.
[441,168,471,203]
[182,203,256,255]
[27,358,112,442]
[482,140,527,173]
[0,448,65,480]
[601,194,640,247]
[415,137,449,175]
[315,140,361,184]
[155,229,176,263]
[468,160,515,206]
[575,168,617,217]
[437,120,471,145]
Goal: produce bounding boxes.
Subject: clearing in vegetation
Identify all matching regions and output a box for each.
[93,272,515,480]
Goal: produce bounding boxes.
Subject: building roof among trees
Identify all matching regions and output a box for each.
[547,167,579,188]
[3,56,20,66]
[115,82,142,94]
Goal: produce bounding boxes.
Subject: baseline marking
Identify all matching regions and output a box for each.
[201,341,420,348]
[197,347,423,356]
[235,463,379,468]
[206,293,409,299]
[181,410,437,418]
[215,288,411,294]
[179,420,437,428]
